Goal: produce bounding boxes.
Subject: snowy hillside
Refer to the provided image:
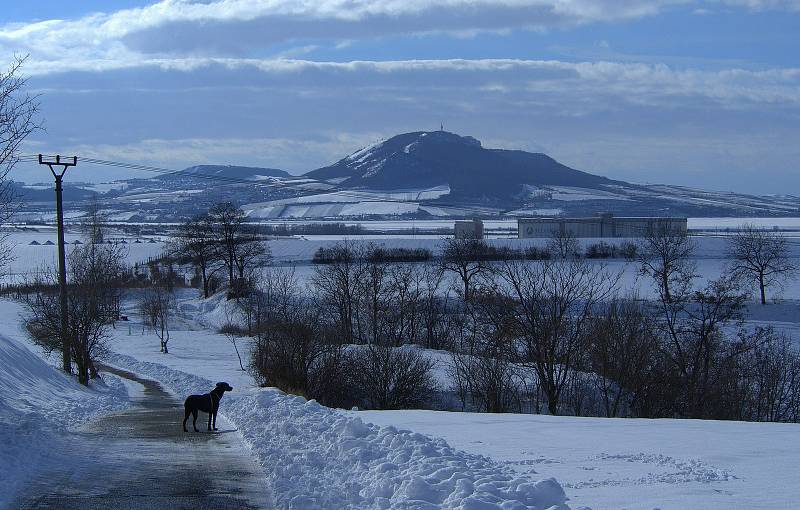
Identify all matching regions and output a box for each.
[0,304,129,507]
[305,131,619,204]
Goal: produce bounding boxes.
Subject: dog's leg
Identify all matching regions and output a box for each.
[207,410,213,431]
[183,407,190,432]
[212,410,218,431]
[192,410,199,432]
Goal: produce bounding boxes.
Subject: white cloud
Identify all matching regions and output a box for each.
[0,0,688,70]
[713,0,800,9]
[1,0,796,79]
[28,57,800,109]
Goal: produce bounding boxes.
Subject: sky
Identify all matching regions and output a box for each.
[1,0,799,194]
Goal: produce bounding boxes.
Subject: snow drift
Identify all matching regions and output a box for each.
[0,329,128,507]
[105,351,570,510]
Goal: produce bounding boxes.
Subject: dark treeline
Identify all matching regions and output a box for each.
[313,244,432,264]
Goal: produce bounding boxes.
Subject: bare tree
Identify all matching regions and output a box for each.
[259,266,301,325]
[221,306,248,371]
[498,257,619,415]
[0,56,41,276]
[357,246,389,345]
[547,228,580,259]
[80,195,108,244]
[139,283,175,354]
[637,222,696,304]
[418,264,451,350]
[352,344,436,410]
[727,224,797,305]
[646,266,750,419]
[448,289,524,413]
[383,264,424,347]
[740,328,800,422]
[233,224,271,284]
[207,202,269,295]
[250,300,355,408]
[440,237,490,301]
[171,214,223,298]
[22,242,127,385]
[587,297,660,417]
[208,202,244,286]
[311,242,365,344]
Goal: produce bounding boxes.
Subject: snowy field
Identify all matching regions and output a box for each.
[355,411,799,510]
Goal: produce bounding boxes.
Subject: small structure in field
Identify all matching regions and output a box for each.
[454,219,484,239]
[518,213,687,239]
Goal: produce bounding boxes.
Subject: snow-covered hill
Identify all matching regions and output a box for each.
[305,131,619,204]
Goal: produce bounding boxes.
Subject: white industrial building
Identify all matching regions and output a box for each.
[518,213,687,239]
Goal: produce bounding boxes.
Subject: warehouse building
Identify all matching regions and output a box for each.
[518,213,687,239]
[454,219,485,239]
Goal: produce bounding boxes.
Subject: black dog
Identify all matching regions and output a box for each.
[183,382,233,432]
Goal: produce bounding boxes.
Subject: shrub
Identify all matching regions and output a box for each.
[250,312,358,408]
[524,246,551,260]
[585,241,617,259]
[366,247,432,263]
[351,345,436,410]
[619,241,638,260]
[219,322,248,337]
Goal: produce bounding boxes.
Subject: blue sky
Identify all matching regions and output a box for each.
[2,0,798,193]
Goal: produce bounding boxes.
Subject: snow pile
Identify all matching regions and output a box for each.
[104,352,570,510]
[0,331,129,507]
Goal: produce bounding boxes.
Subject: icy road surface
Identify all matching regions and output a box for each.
[12,364,273,510]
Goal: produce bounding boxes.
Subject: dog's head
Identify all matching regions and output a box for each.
[215,382,233,393]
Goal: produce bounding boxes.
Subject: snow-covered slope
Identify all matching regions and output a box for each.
[0,301,129,507]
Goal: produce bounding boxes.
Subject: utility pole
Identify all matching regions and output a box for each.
[38,154,77,374]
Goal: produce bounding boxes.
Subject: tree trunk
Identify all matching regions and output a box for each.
[201,265,209,298]
[547,395,558,415]
[759,273,767,305]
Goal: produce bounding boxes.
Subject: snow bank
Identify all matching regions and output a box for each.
[0,331,129,507]
[104,352,570,510]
